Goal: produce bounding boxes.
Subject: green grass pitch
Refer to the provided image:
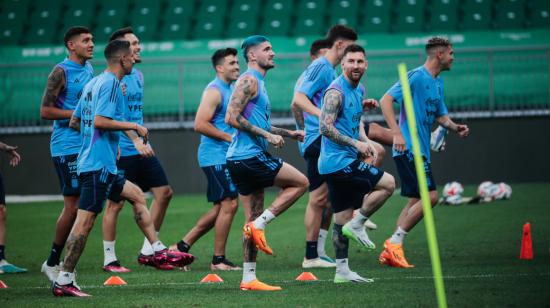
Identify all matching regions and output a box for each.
[1,183,549,307]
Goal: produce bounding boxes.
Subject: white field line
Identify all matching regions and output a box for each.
[13,272,550,290]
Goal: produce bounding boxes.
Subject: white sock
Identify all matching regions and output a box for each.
[253,210,276,230]
[151,241,167,253]
[335,258,350,274]
[242,262,257,283]
[55,271,75,285]
[141,231,158,255]
[350,210,368,229]
[103,240,117,266]
[317,229,329,256]
[390,227,408,245]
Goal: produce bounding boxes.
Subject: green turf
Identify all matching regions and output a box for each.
[1,183,549,307]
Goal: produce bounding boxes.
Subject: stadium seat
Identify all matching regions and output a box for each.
[259,0,294,36]
[163,0,196,21]
[0,0,29,45]
[495,0,526,29]
[358,0,392,33]
[329,0,359,28]
[29,0,63,26]
[394,0,427,32]
[24,23,58,45]
[428,0,459,31]
[293,0,328,36]
[94,0,130,42]
[529,0,550,28]
[226,18,258,38]
[128,0,161,41]
[0,23,24,45]
[196,0,228,19]
[63,1,96,30]
[229,0,261,20]
[193,19,224,39]
[461,0,493,30]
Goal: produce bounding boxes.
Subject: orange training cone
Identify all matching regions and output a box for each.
[0,280,8,288]
[103,276,128,286]
[520,222,533,260]
[200,273,224,283]
[296,272,318,281]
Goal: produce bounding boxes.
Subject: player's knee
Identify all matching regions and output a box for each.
[222,199,238,216]
[162,186,174,202]
[380,173,396,195]
[376,144,386,160]
[0,205,6,221]
[297,174,309,193]
[430,191,439,206]
[310,191,329,208]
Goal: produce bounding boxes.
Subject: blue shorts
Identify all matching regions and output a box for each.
[226,152,283,196]
[324,160,384,213]
[52,154,80,196]
[201,164,238,203]
[79,169,116,214]
[394,151,436,198]
[117,155,169,192]
[0,171,5,205]
[304,137,325,192]
[107,172,126,203]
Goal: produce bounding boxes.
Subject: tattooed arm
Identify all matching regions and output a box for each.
[290,101,305,130]
[225,75,284,148]
[40,66,72,120]
[320,89,371,155]
[270,126,304,142]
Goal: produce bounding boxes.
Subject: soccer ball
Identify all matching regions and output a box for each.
[430,126,448,152]
[477,181,499,200]
[493,182,512,200]
[443,181,464,198]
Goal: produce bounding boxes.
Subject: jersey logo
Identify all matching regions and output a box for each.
[74,78,80,83]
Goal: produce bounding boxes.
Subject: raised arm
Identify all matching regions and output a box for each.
[380,93,405,152]
[195,88,232,143]
[40,66,73,120]
[225,75,284,147]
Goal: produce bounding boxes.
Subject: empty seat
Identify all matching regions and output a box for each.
[428,0,459,31]
[329,0,360,28]
[461,0,493,30]
[358,0,392,33]
[259,0,294,36]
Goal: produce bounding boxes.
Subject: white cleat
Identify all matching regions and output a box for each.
[334,270,374,283]
[364,219,378,230]
[342,223,376,250]
[302,257,336,268]
[41,261,60,283]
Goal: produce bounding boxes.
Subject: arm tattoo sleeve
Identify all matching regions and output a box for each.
[41,66,65,108]
[228,77,269,138]
[270,126,293,137]
[291,103,305,130]
[320,89,357,147]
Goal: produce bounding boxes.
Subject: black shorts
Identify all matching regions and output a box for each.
[394,151,436,198]
[0,171,5,205]
[226,152,283,196]
[117,155,169,192]
[201,164,238,203]
[304,137,325,192]
[107,172,126,203]
[52,154,80,196]
[79,169,116,214]
[363,121,370,137]
[325,160,384,213]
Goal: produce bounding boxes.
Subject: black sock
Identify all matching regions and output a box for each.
[177,240,190,253]
[332,224,349,259]
[305,241,318,260]
[0,245,5,260]
[212,255,225,265]
[47,243,64,266]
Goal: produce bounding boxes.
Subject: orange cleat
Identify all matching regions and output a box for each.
[243,222,273,255]
[379,239,415,268]
[240,279,282,291]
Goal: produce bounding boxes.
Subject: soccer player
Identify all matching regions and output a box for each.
[169,48,241,271]
[52,40,184,297]
[379,37,469,268]
[39,26,94,282]
[225,35,309,291]
[0,141,26,274]
[290,25,362,268]
[101,27,175,272]
[319,44,395,283]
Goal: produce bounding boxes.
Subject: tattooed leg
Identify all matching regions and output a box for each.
[121,180,158,244]
[241,191,264,262]
[62,210,97,272]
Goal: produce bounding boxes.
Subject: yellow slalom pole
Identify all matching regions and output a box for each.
[397,63,447,308]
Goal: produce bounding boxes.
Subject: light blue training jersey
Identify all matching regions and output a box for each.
[318,75,365,174]
[386,66,448,162]
[75,72,124,175]
[295,56,337,153]
[119,68,144,157]
[226,69,271,161]
[198,77,235,167]
[50,58,94,157]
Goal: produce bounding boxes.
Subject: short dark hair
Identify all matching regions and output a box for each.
[211,48,238,68]
[104,39,131,61]
[343,44,365,57]
[109,27,134,42]
[63,26,91,48]
[326,25,357,46]
[310,38,332,57]
[425,37,452,54]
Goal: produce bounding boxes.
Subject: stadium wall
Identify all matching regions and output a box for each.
[1,116,549,196]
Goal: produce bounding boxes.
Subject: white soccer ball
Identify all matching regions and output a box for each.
[445,194,463,205]
[493,182,512,200]
[443,181,464,198]
[477,181,499,200]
